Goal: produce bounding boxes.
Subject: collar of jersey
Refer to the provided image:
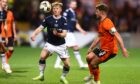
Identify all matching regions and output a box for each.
[53,15,62,19]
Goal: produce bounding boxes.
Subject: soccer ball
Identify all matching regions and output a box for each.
[39,1,51,13]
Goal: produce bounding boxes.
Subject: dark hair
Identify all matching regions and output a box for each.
[96,3,109,13]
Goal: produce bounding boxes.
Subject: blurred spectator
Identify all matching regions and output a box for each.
[8,0,140,33]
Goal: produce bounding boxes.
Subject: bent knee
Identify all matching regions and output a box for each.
[86,53,94,63]
[90,62,97,69]
[8,47,14,51]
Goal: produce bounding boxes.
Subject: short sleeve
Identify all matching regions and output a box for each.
[63,9,69,18]
[103,18,115,31]
[41,18,48,28]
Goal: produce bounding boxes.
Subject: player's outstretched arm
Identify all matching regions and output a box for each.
[114,32,128,57]
[31,25,44,41]
[13,22,17,41]
[76,22,87,35]
[87,37,100,54]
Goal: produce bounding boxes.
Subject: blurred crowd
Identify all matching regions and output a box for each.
[9,0,140,33]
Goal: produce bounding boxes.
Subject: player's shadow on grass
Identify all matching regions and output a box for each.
[12,67,30,73]
[13,70,28,73]
[0,72,27,79]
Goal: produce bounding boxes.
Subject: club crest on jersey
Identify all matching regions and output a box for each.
[54,24,59,27]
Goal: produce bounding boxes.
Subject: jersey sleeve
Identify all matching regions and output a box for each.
[103,18,117,35]
[40,18,48,28]
[63,9,68,18]
[103,19,114,30]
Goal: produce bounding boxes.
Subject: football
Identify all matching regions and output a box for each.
[39,1,51,13]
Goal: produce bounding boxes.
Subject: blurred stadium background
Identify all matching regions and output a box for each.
[6,0,140,48]
[0,0,140,84]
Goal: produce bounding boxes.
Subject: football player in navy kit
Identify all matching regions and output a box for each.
[54,0,87,69]
[31,2,70,84]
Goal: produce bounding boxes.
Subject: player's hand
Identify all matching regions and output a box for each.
[31,35,35,41]
[53,29,58,36]
[82,31,87,35]
[14,35,17,41]
[5,38,8,45]
[87,48,92,54]
[122,48,129,57]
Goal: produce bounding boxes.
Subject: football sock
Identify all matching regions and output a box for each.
[1,52,10,68]
[93,66,100,81]
[39,59,46,76]
[61,66,70,77]
[74,51,84,66]
[6,50,14,59]
[1,52,7,64]
[54,55,61,67]
[88,64,93,75]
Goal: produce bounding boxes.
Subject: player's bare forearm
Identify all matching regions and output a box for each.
[114,32,128,57]
[33,26,43,36]
[31,25,44,41]
[13,22,17,40]
[76,22,86,34]
[89,37,100,49]
[87,37,100,54]
[114,32,125,50]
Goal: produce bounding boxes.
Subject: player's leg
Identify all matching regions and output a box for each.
[33,48,51,81]
[90,54,101,84]
[89,53,116,84]
[56,44,70,84]
[84,52,100,84]
[66,32,87,68]
[85,48,116,84]
[60,58,70,84]
[0,43,12,74]
[6,37,14,59]
[73,45,87,68]
[54,55,63,69]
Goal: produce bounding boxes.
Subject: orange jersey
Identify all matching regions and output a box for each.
[1,10,14,38]
[98,18,118,54]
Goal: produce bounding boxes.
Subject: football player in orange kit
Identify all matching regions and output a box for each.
[1,0,17,62]
[0,0,12,73]
[84,3,128,84]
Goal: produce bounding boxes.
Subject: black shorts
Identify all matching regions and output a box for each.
[93,48,116,62]
[2,37,14,47]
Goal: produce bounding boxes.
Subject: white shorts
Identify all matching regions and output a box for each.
[43,42,69,58]
[65,32,77,47]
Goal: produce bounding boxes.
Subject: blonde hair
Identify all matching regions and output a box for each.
[52,2,63,8]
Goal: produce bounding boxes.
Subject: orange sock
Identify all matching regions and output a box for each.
[88,64,93,75]
[6,50,14,59]
[93,67,100,81]
[5,53,9,64]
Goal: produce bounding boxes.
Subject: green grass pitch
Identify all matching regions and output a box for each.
[0,47,140,84]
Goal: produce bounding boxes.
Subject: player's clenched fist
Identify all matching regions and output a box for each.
[52,29,58,36]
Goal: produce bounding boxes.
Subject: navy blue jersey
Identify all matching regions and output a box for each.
[63,8,77,32]
[41,15,67,45]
